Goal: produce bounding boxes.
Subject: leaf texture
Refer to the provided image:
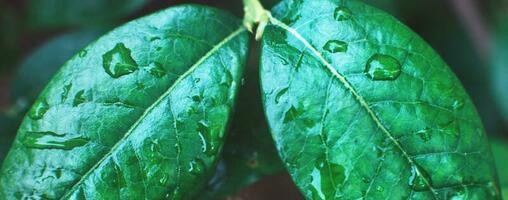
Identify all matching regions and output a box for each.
[260,0,500,199]
[0,5,248,199]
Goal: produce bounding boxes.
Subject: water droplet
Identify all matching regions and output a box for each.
[197,121,216,156]
[241,78,246,86]
[73,90,86,107]
[159,174,169,185]
[334,7,352,21]
[23,131,89,150]
[102,43,138,78]
[362,177,371,183]
[486,181,500,198]
[375,185,384,192]
[309,156,345,199]
[61,83,72,102]
[283,106,299,123]
[29,99,50,120]
[323,40,348,53]
[145,62,166,78]
[447,188,466,200]
[275,87,289,104]
[78,49,87,58]
[365,54,402,81]
[452,97,464,110]
[220,71,233,87]
[416,128,432,142]
[191,95,202,102]
[188,158,205,175]
[408,165,431,191]
[150,37,161,42]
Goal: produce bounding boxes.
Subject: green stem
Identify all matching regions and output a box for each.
[242,0,271,40]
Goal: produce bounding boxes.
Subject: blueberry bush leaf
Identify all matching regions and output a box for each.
[491,140,508,198]
[27,0,148,29]
[260,0,500,199]
[0,5,248,199]
[0,30,104,166]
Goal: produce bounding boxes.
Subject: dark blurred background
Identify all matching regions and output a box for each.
[0,0,507,199]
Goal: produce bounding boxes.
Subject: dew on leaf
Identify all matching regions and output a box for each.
[78,49,87,58]
[145,62,166,78]
[408,165,431,191]
[23,131,89,150]
[451,97,465,110]
[375,186,384,192]
[323,40,348,53]
[150,36,161,42]
[61,83,72,102]
[188,158,205,175]
[73,90,86,107]
[159,174,169,185]
[198,120,216,156]
[309,156,345,199]
[102,43,138,78]
[283,105,299,123]
[275,87,289,104]
[334,7,352,21]
[416,128,432,142]
[365,54,402,81]
[29,99,50,120]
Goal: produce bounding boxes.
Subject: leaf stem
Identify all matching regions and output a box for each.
[242,0,271,40]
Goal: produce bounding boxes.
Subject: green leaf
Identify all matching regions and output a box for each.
[260,0,500,199]
[0,5,249,199]
[27,0,148,29]
[0,30,104,165]
[200,60,284,199]
[491,139,508,198]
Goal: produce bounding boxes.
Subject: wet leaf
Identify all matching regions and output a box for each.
[260,0,500,199]
[491,139,508,198]
[0,5,248,199]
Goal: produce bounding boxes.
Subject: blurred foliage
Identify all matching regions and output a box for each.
[491,4,508,125]
[27,0,149,29]
[0,2,21,73]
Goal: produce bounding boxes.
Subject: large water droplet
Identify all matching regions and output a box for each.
[73,90,86,107]
[323,40,348,53]
[365,54,402,81]
[188,158,205,175]
[416,128,432,142]
[408,165,431,191]
[145,62,166,78]
[102,43,138,78]
[334,7,352,21]
[29,99,50,120]
[309,156,345,199]
[275,87,289,104]
[23,131,89,150]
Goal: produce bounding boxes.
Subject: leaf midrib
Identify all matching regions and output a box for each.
[60,27,246,199]
[267,16,439,198]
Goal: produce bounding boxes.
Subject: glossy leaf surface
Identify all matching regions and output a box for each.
[260,0,500,199]
[491,140,508,198]
[0,30,104,166]
[0,5,248,199]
